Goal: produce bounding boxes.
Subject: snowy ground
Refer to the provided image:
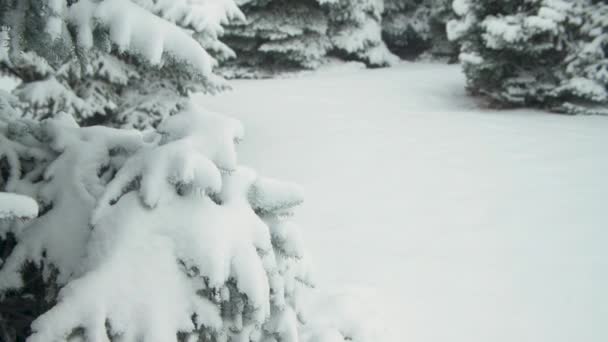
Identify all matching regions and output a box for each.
[200,62,608,342]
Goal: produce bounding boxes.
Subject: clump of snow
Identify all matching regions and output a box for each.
[524,15,558,34]
[481,15,524,48]
[452,0,471,17]
[248,177,304,215]
[552,77,608,102]
[459,52,483,65]
[0,76,20,93]
[67,0,218,75]
[447,13,475,41]
[0,193,38,220]
[14,78,92,118]
[538,6,566,22]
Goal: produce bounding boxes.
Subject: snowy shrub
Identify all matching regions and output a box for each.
[0,94,327,341]
[382,0,458,60]
[448,0,608,114]
[0,0,244,128]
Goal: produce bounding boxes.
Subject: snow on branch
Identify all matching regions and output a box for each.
[67,0,217,76]
[0,193,38,221]
[132,0,245,36]
[0,101,319,341]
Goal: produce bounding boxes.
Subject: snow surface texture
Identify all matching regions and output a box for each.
[199,62,608,342]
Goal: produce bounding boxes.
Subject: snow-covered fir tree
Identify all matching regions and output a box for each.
[0,91,377,342]
[0,92,321,341]
[220,0,398,78]
[220,0,332,78]
[0,0,244,128]
[447,0,608,114]
[1,1,381,341]
[382,0,457,60]
[324,0,398,67]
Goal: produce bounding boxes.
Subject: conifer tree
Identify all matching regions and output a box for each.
[220,0,332,78]
[382,0,457,60]
[324,0,399,67]
[448,0,608,114]
[220,0,398,78]
[0,2,380,341]
[0,92,319,341]
[0,0,244,128]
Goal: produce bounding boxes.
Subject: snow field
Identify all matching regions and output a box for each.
[200,62,608,342]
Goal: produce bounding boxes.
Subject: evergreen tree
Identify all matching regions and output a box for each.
[220,0,397,78]
[0,2,379,341]
[0,0,244,128]
[324,0,399,67]
[220,0,332,78]
[0,94,318,341]
[382,0,457,60]
[447,0,608,114]
[0,191,39,342]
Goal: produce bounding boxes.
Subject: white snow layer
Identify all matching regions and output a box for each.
[199,62,608,342]
[0,193,38,220]
[452,0,471,17]
[66,0,241,75]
